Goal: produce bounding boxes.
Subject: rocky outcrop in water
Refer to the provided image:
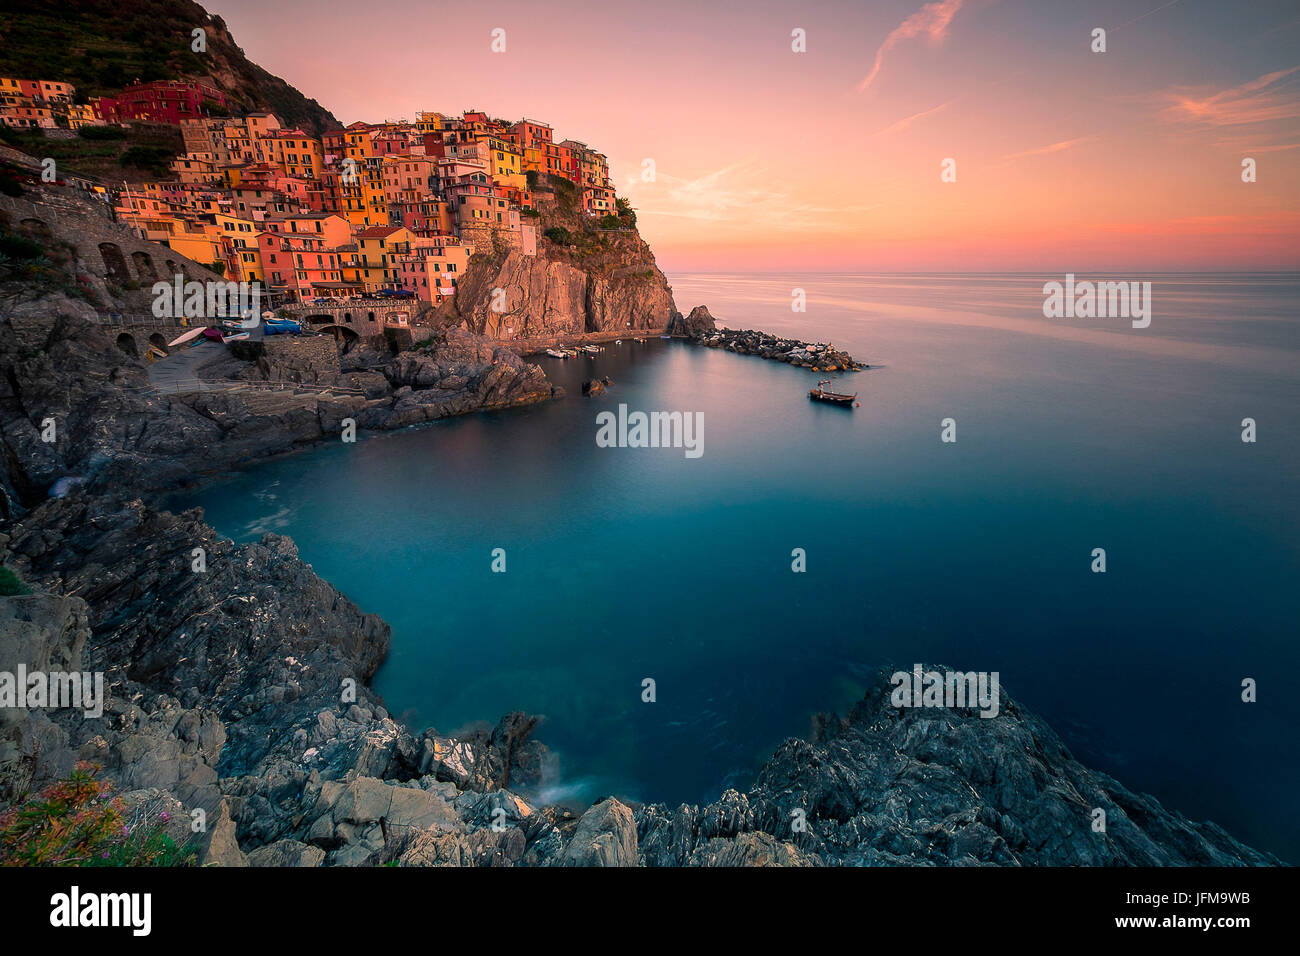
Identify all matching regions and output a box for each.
[631,667,1281,866]
[669,305,867,371]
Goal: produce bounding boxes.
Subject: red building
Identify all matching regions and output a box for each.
[98,81,229,125]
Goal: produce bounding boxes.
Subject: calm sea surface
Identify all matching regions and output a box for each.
[173,273,1300,861]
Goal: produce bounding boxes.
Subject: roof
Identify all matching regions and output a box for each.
[355,225,403,238]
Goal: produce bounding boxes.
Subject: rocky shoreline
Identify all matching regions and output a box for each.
[668,305,868,372]
[0,292,1284,867]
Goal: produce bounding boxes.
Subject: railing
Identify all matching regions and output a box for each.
[153,378,368,397]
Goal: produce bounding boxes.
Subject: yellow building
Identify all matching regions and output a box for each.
[270,132,323,180]
[485,136,526,190]
[342,225,416,292]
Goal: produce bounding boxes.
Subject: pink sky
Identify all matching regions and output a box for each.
[210,0,1300,272]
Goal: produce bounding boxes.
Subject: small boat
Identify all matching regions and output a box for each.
[225,332,250,341]
[167,326,207,347]
[545,348,566,358]
[581,344,601,354]
[615,339,622,345]
[808,379,857,407]
[201,327,225,342]
[659,334,672,339]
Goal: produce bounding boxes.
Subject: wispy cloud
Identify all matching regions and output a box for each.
[1158,65,1300,127]
[623,162,886,232]
[858,0,966,92]
[878,98,958,136]
[1001,136,1095,161]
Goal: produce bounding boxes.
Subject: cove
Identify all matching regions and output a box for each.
[172,272,1300,863]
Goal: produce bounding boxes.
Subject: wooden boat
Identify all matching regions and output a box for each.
[809,379,857,406]
[167,326,207,347]
[545,348,566,358]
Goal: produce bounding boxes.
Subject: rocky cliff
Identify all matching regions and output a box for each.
[441,187,677,342]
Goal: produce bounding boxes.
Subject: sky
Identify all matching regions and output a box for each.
[208,0,1300,272]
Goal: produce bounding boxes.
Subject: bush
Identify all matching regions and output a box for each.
[0,763,197,867]
[549,176,576,204]
[525,170,539,189]
[118,145,174,171]
[599,215,621,230]
[0,566,30,596]
[543,227,572,245]
[522,207,540,218]
[0,233,44,259]
[78,125,126,141]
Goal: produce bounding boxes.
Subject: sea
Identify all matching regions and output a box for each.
[172,272,1300,862]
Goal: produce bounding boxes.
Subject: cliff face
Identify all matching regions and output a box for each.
[444,198,677,341]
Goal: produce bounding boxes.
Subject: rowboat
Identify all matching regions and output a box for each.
[809,379,857,406]
[167,326,207,347]
[545,348,566,358]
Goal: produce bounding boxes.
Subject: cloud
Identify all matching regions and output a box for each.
[622,162,886,232]
[878,98,957,135]
[1159,66,1300,127]
[1000,136,1095,161]
[859,0,965,92]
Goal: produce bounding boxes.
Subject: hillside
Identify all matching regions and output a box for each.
[0,0,339,136]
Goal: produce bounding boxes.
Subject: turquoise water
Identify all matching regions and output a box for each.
[175,273,1300,862]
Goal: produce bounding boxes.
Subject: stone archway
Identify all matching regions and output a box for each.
[148,333,168,355]
[99,242,129,283]
[131,250,159,282]
[319,324,359,344]
[115,332,138,357]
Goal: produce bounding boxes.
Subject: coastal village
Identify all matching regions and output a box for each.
[1,76,619,311]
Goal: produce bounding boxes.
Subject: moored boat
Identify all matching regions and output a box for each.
[545,348,566,358]
[808,379,857,407]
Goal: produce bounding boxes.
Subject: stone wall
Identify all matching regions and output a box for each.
[0,185,220,291]
[261,336,340,375]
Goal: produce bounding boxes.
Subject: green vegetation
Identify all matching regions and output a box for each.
[599,214,622,230]
[548,175,576,206]
[544,226,572,245]
[0,234,44,260]
[4,123,183,183]
[77,125,127,141]
[0,566,31,596]
[0,226,104,307]
[0,763,197,867]
[525,170,539,189]
[522,207,540,218]
[616,197,637,227]
[0,0,340,136]
[119,144,175,176]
